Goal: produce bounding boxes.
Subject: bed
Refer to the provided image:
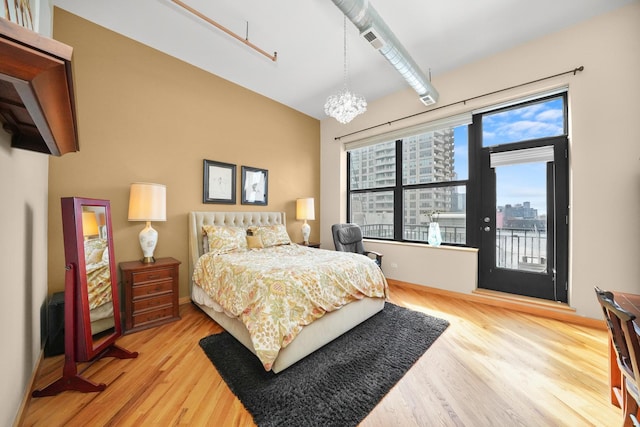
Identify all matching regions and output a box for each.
[189,211,387,373]
[83,238,115,335]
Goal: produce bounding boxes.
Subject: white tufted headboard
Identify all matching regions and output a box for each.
[188,211,286,287]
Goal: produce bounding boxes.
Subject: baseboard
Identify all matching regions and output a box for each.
[14,348,45,427]
[386,279,605,330]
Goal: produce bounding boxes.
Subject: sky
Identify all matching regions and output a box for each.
[484,97,564,214]
[482,97,564,146]
[453,96,564,214]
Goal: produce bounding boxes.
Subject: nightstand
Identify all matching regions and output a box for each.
[120,257,181,334]
[299,242,320,248]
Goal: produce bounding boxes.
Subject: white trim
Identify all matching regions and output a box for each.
[472,87,568,115]
[490,145,555,168]
[344,112,472,151]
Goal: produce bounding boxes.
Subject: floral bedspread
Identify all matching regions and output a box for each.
[87,261,112,310]
[192,244,387,370]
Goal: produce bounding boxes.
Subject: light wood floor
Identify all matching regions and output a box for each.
[21,285,620,426]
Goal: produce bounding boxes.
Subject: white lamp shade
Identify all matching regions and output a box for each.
[128,183,167,222]
[296,198,315,221]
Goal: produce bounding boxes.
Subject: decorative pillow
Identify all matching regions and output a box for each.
[202,225,247,255]
[101,247,110,263]
[84,238,107,264]
[250,224,291,248]
[246,235,265,249]
[202,235,209,254]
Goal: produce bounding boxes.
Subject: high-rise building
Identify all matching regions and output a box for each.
[350,128,460,241]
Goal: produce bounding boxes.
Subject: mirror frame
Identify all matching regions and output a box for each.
[61,197,122,362]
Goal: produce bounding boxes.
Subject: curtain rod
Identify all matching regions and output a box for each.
[171,0,278,62]
[334,65,584,141]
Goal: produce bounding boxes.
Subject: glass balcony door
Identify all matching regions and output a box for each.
[479,139,568,302]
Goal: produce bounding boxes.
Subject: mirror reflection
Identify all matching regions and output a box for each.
[81,206,115,339]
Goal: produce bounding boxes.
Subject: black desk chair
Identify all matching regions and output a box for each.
[595,287,640,427]
[331,223,383,268]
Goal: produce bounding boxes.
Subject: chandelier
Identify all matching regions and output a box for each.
[324,16,367,124]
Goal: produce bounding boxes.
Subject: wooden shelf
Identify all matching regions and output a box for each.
[0,17,78,156]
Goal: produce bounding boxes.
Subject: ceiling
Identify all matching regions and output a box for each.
[53,0,633,120]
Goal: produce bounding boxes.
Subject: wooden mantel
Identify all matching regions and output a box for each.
[0,17,78,156]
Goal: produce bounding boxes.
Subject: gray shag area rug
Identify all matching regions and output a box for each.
[199,303,449,427]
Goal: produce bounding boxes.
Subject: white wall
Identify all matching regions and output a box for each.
[321,1,640,320]
[0,131,50,426]
[1,2,53,425]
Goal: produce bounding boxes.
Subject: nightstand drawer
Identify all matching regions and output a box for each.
[132,293,174,313]
[120,257,181,334]
[132,279,173,299]
[132,306,174,327]
[131,268,173,284]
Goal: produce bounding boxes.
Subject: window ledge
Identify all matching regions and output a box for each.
[363,238,478,254]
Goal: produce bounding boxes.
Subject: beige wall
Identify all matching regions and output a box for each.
[321,1,640,319]
[48,9,320,298]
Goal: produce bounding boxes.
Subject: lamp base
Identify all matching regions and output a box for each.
[301,221,310,245]
[139,222,158,263]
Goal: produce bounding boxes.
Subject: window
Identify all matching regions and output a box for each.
[346,92,567,249]
[482,96,565,147]
[402,185,467,243]
[347,114,470,245]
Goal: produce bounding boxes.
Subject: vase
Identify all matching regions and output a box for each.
[427,222,442,246]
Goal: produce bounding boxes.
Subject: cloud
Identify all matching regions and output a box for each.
[483,130,496,139]
[484,119,562,145]
[536,108,563,122]
[483,100,564,145]
[482,97,564,146]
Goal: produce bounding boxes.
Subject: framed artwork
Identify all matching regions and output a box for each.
[241,166,268,205]
[203,159,236,204]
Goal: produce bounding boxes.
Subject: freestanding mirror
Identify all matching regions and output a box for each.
[33,197,137,397]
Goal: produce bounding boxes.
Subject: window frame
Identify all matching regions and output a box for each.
[346,92,567,248]
[347,133,471,247]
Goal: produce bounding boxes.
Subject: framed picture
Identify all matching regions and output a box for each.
[203,159,236,204]
[241,166,268,205]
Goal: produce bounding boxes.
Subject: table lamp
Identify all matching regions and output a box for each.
[128,182,166,263]
[296,197,315,245]
[81,211,99,240]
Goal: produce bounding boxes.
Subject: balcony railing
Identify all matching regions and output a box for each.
[359,223,466,244]
[496,228,547,272]
[403,224,466,244]
[359,224,547,272]
[360,224,394,239]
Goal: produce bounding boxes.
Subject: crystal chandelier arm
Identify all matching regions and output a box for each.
[343,15,348,88]
[324,13,367,124]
